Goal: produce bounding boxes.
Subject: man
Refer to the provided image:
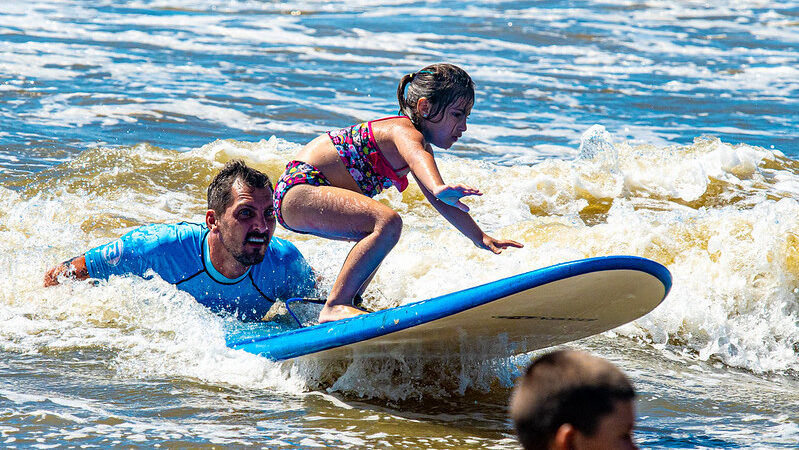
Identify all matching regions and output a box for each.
[509,349,638,450]
[44,159,316,321]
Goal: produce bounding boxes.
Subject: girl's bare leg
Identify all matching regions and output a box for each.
[280,185,402,322]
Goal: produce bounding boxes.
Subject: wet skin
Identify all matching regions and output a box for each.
[558,400,638,450]
[418,97,471,150]
[282,97,522,323]
[206,180,276,279]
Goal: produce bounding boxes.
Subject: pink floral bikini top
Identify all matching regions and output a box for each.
[327,116,410,197]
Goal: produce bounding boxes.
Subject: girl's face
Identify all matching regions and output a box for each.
[421,97,471,149]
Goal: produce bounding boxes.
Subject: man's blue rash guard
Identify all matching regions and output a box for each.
[84,222,316,321]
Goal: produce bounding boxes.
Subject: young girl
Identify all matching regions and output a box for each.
[273,63,523,323]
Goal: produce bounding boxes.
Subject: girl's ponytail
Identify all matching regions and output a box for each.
[396,73,415,122]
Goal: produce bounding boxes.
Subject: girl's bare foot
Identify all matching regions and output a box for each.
[318,304,368,323]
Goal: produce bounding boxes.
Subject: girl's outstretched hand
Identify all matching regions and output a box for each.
[434,184,482,212]
[477,234,524,254]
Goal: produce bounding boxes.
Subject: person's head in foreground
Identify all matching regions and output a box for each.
[509,349,637,450]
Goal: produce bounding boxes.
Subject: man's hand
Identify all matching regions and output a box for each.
[44,255,89,286]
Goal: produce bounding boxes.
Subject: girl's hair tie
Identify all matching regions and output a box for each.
[410,69,434,80]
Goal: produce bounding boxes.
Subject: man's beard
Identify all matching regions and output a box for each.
[233,248,265,267]
[222,231,267,267]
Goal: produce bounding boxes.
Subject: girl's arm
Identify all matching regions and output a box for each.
[413,173,523,253]
[394,129,476,209]
[393,125,522,252]
[395,132,447,193]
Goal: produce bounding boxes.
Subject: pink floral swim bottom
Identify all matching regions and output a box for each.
[273,160,331,233]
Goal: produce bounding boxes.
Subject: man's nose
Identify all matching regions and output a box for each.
[252,213,269,233]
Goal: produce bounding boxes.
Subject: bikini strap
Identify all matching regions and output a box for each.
[365,117,411,186]
[368,115,411,125]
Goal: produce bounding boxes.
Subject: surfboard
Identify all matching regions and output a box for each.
[227,256,671,362]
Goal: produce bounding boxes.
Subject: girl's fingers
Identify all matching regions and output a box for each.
[450,184,481,195]
[486,238,525,253]
[458,188,482,197]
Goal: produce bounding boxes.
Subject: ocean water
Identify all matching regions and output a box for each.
[1,0,798,448]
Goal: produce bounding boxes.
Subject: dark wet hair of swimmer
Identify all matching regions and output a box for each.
[207,159,273,214]
[509,349,637,450]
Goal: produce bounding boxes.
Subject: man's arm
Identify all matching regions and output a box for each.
[43,224,199,288]
[43,255,89,286]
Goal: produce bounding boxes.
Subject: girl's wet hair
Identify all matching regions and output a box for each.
[397,63,475,129]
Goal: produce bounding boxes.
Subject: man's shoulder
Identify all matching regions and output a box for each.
[251,237,308,274]
[267,236,298,254]
[112,222,206,259]
[250,236,315,297]
[85,221,206,280]
[128,222,205,242]
[144,221,205,233]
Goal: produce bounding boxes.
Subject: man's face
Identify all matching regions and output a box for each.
[572,400,637,450]
[214,180,275,267]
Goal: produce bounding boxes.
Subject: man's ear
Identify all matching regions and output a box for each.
[552,423,576,450]
[206,209,217,230]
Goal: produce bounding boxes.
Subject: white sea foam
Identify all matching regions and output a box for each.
[4,0,796,161]
[5,132,798,383]
[0,0,796,447]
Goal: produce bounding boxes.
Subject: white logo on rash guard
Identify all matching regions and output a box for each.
[100,239,123,266]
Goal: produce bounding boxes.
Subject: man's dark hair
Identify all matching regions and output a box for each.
[397,62,475,129]
[509,349,636,450]
[207,159,272,213]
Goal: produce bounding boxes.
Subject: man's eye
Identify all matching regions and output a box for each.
[265,209,276,217]
[239,209,252,218]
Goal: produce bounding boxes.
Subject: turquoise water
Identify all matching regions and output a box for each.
[1,1,798,448]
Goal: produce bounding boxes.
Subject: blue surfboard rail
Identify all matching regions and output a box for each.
[228,256,671,361]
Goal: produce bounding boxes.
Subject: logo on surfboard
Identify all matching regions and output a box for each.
[492,315,597,321]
